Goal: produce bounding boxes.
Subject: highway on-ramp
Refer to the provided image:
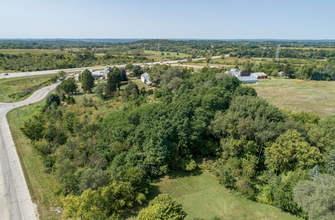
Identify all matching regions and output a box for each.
[0,82,60,220]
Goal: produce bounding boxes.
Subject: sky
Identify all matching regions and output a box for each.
[1,0,335,39]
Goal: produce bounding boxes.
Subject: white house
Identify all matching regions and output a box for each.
[141,73,152,86]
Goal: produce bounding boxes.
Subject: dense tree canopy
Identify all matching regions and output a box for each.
[19,64,335,219]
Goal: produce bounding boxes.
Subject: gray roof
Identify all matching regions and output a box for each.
[251,72,267,77]
[141,73,149,78]
[237,76,258,83]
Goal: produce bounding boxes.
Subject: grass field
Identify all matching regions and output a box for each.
[0,49,58,54]
[247,78,335,117]
[144,50,189,61]
[0,74,54,102]
[126,170,300,220]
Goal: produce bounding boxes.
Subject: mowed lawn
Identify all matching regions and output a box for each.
[0,74,54,102]
[247,78,335,117]
[137,171,299,220]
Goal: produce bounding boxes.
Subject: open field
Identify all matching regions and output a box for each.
[127,170,300,220]
[0,49,58,54]
[247,78,335,117]
[144,50,189,61]
[0,74,54,102]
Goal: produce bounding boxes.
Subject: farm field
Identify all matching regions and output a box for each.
[144,50,189,60]
[0,74,54,102]
[248,78,335,117]
[0,49,58,54]
[126,171,300,220]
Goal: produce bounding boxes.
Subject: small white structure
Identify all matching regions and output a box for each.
[278,71,289,78]
[251,72,268,79]
[237,76,259,83]
[141,73,152,86]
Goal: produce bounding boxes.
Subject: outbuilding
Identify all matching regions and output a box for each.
[237,76,259,83]
[251,72,268,79]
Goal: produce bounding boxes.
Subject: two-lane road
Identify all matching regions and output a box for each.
[0,82,60,220]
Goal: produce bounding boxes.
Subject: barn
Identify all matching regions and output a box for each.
[237,76,259,83]
[251,72,268,79]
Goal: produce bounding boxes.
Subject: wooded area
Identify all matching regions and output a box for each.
[17,63,335,219]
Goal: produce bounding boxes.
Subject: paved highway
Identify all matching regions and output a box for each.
[0,56,221,79]
[0,82,60,220]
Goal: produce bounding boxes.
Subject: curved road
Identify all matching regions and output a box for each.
[0,82,60,220]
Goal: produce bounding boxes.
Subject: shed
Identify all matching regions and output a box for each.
[251,72,268,79]
[237,76,259,83]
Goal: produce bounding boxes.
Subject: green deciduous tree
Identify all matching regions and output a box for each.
[122,82,139,102]
[294,174,335,220]
[308,115,335,154]
[326,149,335,175]
[95,82,107,99]
[234,86,257,97]
[46,93,60,106]
[283,63,293,78]
[125,63,134,71]
[21,115,45,141]
[107,68,123,95]
[132,65,143,77]
[137,194,187,220]
[80,69,95,93]
[265,130,324,173]
[59,77,77,94]
[205,55,212,65]
[62,180,144,219]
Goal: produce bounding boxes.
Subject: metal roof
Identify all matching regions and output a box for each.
[141,73,149,78]
[237,76,259,83]
[251,72,267,77]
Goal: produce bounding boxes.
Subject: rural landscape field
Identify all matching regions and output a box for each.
[1,1,335,220]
